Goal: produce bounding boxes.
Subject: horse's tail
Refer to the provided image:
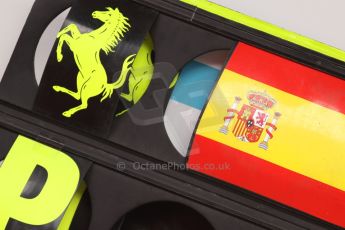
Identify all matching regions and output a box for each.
[101,54,136,102]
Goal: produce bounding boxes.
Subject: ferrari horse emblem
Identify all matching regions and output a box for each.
[53,7,136,117]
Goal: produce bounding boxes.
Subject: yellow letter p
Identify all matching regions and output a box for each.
[0,136,80,229]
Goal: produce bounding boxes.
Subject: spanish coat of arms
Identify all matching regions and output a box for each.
[219,91,282,150]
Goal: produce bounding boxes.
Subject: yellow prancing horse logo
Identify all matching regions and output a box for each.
[54,7,136,117]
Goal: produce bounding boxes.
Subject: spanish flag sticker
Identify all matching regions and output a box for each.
[188,43,345,227]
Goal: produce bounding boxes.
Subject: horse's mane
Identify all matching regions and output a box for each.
[102,9,130,54]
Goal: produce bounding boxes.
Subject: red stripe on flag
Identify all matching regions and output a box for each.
[188,135,345,228]
[226,43,345,114]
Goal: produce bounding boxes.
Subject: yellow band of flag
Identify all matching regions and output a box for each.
[197,70,345,192]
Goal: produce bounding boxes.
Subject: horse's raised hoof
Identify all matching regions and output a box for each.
[53,86,62,92]
[62,111,73,118]
[57,53,63,62]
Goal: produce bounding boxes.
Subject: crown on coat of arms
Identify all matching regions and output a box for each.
[247,91,276,111]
